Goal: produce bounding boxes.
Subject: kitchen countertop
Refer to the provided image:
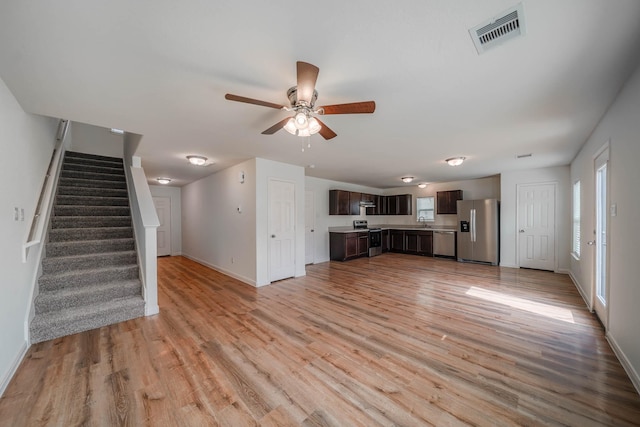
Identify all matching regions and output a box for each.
[329,226,457,233]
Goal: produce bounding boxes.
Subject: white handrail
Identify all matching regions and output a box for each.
[22,119,69,262]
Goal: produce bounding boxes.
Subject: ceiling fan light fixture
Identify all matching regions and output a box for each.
[307,117,321,135]
[294,112,308,129]
[187,155,208,166]
[401,176,414,183]
[446,157,465,166]
[284,118,297,135]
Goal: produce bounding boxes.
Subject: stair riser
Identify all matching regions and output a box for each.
[57,186,128,198]
[54,206,131,217]
[42,252,138,274]
[39,266,140,291]
[49,227,133,242]
[58,178,127,190]
[30,299,145,344]
[61,170,125,183]
[46,239,135,257]
[51,216,131,229]
[56,195,129,206]
[65,152,124,164]
[35,282,141,314]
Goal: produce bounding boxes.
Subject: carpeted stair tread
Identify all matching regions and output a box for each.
[39,264,140,291]
[51,215,131,229]
[46,238,135,257]
[56,195,130,206]
[58,177,127,190]
[61,169,126,182]
[30,296,145,344]
[42,250,138,274]
[57,186,128,197]
[49,226,133,242]
[62,162,124,175]
[34,279,142,314]
[64,151,124,164]
[54,205,130,217]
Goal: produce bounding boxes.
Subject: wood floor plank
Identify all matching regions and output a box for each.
[1,254,640,426]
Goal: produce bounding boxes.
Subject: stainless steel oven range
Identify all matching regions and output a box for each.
[353,220,382,257]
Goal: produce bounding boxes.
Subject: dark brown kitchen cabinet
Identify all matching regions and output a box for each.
[381,229,390,252]
[329,190,350,215]
[349,192,361,215]
[392,230,433,256]
[390,230,405,252]
[437,190,463,215]
[397,194,412,215]
[330,232,368,261]
[357,232,369,256]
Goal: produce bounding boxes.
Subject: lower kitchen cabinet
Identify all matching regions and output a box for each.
[381,230,390,252]
[390,230,405,252]
[405,231,433,256]
[330,232,369,261]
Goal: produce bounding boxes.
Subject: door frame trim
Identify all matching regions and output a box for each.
[515,181,558,271]
[592,140,610,328]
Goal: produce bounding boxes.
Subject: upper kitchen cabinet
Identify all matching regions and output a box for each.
[329,190,350,215]
[329,190,365,215]
[437,190,463,215]
[386,194,412,215]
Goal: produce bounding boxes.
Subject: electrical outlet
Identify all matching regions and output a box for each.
[20,208,25,221]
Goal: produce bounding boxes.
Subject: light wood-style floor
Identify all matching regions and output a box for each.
[1,255,639,426]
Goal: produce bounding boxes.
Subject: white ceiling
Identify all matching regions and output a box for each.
[1,1,639,188]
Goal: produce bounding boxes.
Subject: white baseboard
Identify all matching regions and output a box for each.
[0,340,29,398]
[606,332,640,396]
[181,253,257,287]
[568,271,592,311]
[145,304,160,316]
[499,262,519,268]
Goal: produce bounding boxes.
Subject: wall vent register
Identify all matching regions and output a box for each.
[469,3,526,54]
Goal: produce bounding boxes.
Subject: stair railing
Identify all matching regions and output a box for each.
[22,119,69,262]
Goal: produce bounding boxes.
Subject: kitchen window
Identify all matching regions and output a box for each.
[417,196,435,222]
[572,180,581,258]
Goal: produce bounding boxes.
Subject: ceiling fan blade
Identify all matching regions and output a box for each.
[318,101,376,115]
[296,61,319,105]
[261,117,291,135]
[315,118,337,140]
[225,93,286,110]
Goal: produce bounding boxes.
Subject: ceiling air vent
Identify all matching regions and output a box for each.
[470,3,526,54]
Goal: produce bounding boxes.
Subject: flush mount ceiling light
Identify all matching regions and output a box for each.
[418,183,428,189]
[156,178,172,185]
[446,157,466,166]
[187,155,207,166]
[401,176,414,183]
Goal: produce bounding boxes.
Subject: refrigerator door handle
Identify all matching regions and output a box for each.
[471,208,476,242]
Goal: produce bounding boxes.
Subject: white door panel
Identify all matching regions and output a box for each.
[518,184,555,271]
[269,179,296,282]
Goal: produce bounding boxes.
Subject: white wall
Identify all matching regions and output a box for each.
[181,159,258,285]
[0,77,58,395]
[149,185,182,256]
[570,61,640,391]
[500,166,571,271]
[305,175,500,263]
[69,122,123,158]
[255,158,306,286]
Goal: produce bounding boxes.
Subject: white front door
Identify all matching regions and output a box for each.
[153,196,171,256]
[517,183,556,271]
[593,146,609,328]
[305,189,315,265]
[269,179,296,282]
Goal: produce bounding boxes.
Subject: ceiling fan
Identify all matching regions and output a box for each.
[225,61,375,140]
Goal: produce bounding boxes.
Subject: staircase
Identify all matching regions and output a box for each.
[30,151,145,343]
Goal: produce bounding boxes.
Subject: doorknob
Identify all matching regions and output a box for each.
[587,240,595,245]
[311,229,314,232]
[519,229,525,233]
[271,234,276,238]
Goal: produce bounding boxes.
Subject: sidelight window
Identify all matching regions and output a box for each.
[572,180,581,258]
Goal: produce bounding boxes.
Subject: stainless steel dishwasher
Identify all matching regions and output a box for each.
[433,230,456,258]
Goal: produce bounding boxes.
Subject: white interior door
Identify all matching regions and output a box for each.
[153,196,171,256]
[517,183,556,271]
[269,179,296,282]
[593,147,609,328]
[305,189,315,265]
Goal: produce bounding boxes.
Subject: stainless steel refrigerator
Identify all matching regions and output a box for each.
[457,199,499,265]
